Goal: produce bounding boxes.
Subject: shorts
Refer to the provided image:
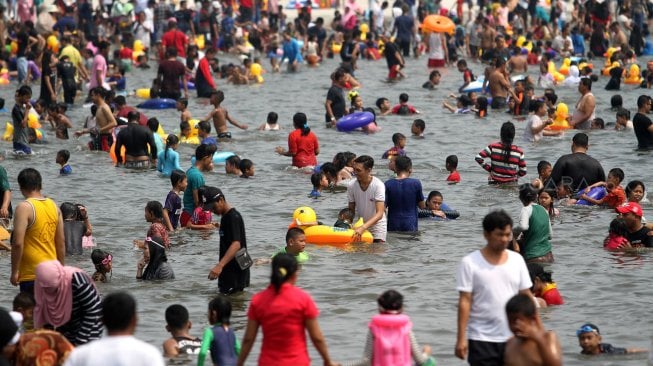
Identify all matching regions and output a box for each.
[388,64,401,79]
[239,6,253,23]
[490,97,507,109]
[428,58,446,68]
[526,251,554,263]
[19,281,34,296]
[13,142,32,154]
[468,339,506,366]
[124,160,151,169]
[180,210,192,227]
[217,132,232,139]
[89,133,113,152]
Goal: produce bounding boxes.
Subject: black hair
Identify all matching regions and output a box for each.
[177,98,188,108]
[310,172,323,189]
[429,70,441,79]
[102,292,136,332]
[225,155,241,168]
[610,94,623,109]
[544,92,557,104]
[458,94,472,107]
[482,210,513,232]
[476,96,488,117]
[146,201,164,220]
[592,118,605,129]
[580,77,592,90]
[319,162,337,181]
[271,253,298,293]
[127,111,140,123]
[539,189,557,216]
[90,86,106,99]
[293,112,310,136]
[399,93,409,103]
[637,94,650,108]
[239,158,253,172]
[195,143,217,161]
[500,122,515,163]
[332,152,347,171]
[616,108,630,120]
[17,84,32,97]
[375,97,389,109]
[393,156,411,173]
[164,134,179,160]
[537,160,551,175]
[354,155,374,170]
[529,99,545,113]
[608,168,624,183]
[267,111,278,124]
[197,120,211,134]
[17,168,42,191]
[392,132,406,145]
[609,217,629,237]
[625,180,646,199]
[519,184,538,204]
[170,169,186,188]
[572,133,589,148]
[286,227,305,243]
[338,208,353,220]
[13,292,35,311]
[91,249,112,272]
[505,293,537,317]
[165,304,190,330]
[446,155,458,169]
[179,121,190,133]
[147,117,160,133]
[208,295,232,325]
[457,59,467,67]
[413,119,425,132]
[377,290,403,311]
[427,190,443,201]
[114,95,127,106]
[57,149,70,163]
[527,262,553,284]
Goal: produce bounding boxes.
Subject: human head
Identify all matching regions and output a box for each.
[285,227,306,255]
[310,172,328,189]
[210,90,225,105]
[165,304,191,332]
[571,133,589,151]
[578,77,592,93]
[127,111,140,124]
[393,156,412,174]
[607,168,624,186]
[426,191,443,210]
[145,201,164,221]
[267,111,278,124]
[56,149,70,165]
[353,155,374,178]
[377,290,403,313]
[608,217,628,237]
[505,293,539,338]
[338,208,353,221]
[456,59,467,72]
[239,159,255,177]
[102,292,137,334]
[392,132,406,148]
[616,202,643,231]
[195,144,217,171]
[610,94,623,110]
[225,155,241,175]
[446,155,458,171]
[170,169,187,191]
[147,118,160,134]
[637,94,651,113]
[176,98,188,111]
[197,121,211,136]
[411,119,425,135]
[577,323,602,354]
[16,85,32,103]
[476,97,488,117]
[12,292,35,323]
[429,70,441,84]
[625,180,646,202]
[207,295,232,325]
[482,210,513,251]
[17,168,42,193]
[537,160,552,179]
[165,47,178,59]
[519,184,538,205]
[270,253,298,292]
[91,249,113,274]
[376,97,390,111]
[399,93,409,103]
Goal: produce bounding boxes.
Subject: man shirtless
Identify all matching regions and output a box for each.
[488,58,517,109]
[75,87,117,151]
[504,293,562,366]
[508,45,528,74]
[203,90,248,140]
[568,78,595,129]
[479,19,497,62]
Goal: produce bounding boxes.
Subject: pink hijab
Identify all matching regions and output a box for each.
[33,260,84,328]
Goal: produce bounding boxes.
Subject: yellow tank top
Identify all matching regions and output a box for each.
[19,198,59,282]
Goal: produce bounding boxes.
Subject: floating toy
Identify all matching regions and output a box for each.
[135,88,151,99]
[546,103,570,131]
[559,58,571,75]
[289,206,373,246]
[136,98,176,109]
[576,186,607,206]
[624,64,643,85]
[421,14,455,34]
[336,111,375,132]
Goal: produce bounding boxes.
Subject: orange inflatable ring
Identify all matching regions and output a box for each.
[421,15,455,34]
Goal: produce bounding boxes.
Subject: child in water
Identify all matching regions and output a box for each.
[334,208,353,229]
[134,201,170,249]
[445,155,460,184]
[422,70,441,89]
[411,119,425,137]
[442,94,472,114]
[239,159,255,178]
[532,161,552,190]
[48,103,73,139]
[538,190,559,218]
[177,98,192,123]
[275,227,309,264]
[474,96,488,118]
[163,170,187,231]
[157,134,182,177]
[197,295,240,366]
[197,121,217,146]
[188,186,219,230]
[257,112,280,130]
[13,292,35,331]
[577,323,647,355]
[503,293,562,366]
[348,91,364,114]
[56,149,72,175]
[375,97,391,116]
[162,304,202,357]
[527,263,564,306]
[91,249,112,282]
[381,133,407,160]
[309,171,329,198]
[603,218,631,250]
[580,168,626,208]
[347,290,435,366]
[391,93,420,115]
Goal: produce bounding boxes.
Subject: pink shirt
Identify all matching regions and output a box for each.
[89,54,108,90]
[17,0,35,23]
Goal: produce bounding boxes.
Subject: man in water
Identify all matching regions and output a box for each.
[616,202,653,247]
[547,133,605,193]
[455,210,532,366]
[82,87,117,152]
[488,58,517,109]
[114,111,158,169]
[10,168,65,294]
[632,94,653,150]
[507,45,528,74]
[202,90,248,140]
[325,68,347,127]
[568,78,595,129]
[348,155,387,242]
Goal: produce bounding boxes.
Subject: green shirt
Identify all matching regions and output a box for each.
[183,166,204,214]
[197,325,241,366]
[275,247,310,264]
[523,204,552,260]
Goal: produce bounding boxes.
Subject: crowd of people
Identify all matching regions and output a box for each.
[1,0,653,364]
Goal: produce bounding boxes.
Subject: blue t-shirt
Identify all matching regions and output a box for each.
[201,136,217,146]
[385,177,425,232]
[394,15,415,42]
[183,166,204,214]
[60,164,72,175]
[164,190,182,229]
[156,148,181,177]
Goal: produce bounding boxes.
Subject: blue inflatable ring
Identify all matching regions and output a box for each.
[190,151,236,165]
[137,98,177,109]
[336,111,374,132]
[576,186,607,206]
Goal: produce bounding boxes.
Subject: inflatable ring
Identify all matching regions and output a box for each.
[461,78,486,93]
[336,111,375,132]
[190,151,235,165]
[576,186,607,206]
[3,122,13,141]
[137,98,177,109]
[421,14,455,34]
[135,88,151,99]
[303,225,374,246]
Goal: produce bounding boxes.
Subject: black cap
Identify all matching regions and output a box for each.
[201,186,223,210]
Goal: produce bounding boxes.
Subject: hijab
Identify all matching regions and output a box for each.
[142,236,168,280]
[564,65,581,86]
[33,260,88,328]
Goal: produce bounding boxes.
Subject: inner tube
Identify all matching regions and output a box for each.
[137,98,177,109]
[461,77,486,93]
[576,186,607,206]
[336,111,374,132]
[303,225,374,246]
[190,151,236,165]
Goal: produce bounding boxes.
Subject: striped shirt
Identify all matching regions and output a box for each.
[57,272,103,346]
[475,142,527,183]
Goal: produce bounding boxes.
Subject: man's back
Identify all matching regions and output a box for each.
[64,335,164,366]
[549,152,605,192]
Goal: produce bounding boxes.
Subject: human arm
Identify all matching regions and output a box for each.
[568,95,595,127]
[208,240,241,280]
[475,146,492,171]
[225,110,248,130]
[45,68,56,99]
[162,209,174,232]
[409,331,432,365]
[442,101,457,112]
[455,291,472,360]
[531,116,554,135]
[163,338,179,358]
[306,317,337,366]
[172,150,181,171]
[518,151,527,177]
[236,319,259,366]
[0,189,10,218]
[513,205,533,234]
[197,327,214,366]
[70,273,103,344]
[115,133,123,166]
[511,316,562,366]
[10,202,31,285]
[182,72,188,98]
[353,200,384,241]
[325,98,336,124]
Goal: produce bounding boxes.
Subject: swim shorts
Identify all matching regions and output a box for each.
[388,64,401,79]
[88,133,113,152]
[13,142,32,155]
[217,132,232,139]
[180,211,192,227]
[490,97,507,109]
[468,339,506,366]
[124,160,151,169]
[428,58,445,68]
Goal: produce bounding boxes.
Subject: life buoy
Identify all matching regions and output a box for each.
[136,98,177,109]
[336,112,375,132]
[576,186,607,206]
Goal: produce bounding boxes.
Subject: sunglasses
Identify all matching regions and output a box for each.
[102,254,112,266]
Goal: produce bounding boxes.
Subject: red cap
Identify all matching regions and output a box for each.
[615,202,643,217]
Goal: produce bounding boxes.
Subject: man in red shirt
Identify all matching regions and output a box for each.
[161,19,188,59]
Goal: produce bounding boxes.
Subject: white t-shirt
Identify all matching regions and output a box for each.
[347,176,387,241]
[428,32,445,60]
[523,114,545,142]
[456,249,532,342]
[64,335,165,366]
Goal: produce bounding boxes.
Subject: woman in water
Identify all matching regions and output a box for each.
[237,254,338,366]
[137,236,175,280]
[475,121,527,184]
[275,112,320,168]
[513,184,554,263]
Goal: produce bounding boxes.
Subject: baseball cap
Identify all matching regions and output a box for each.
[201,186,223,210]
[615,202,643,217]
[576,323,600,336]
[0,308,19,348]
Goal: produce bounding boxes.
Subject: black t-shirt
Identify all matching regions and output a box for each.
[219,208,250,293]
[16,31,29,58]
[384,41,401,68]
[548,152,606,193]
[57,60,76,85]
[627,225,653,248]
[633,112,653,150]
[115,123,158,160]
[325,85,346,121]
[307,25,327,45]
[158,60,186,94]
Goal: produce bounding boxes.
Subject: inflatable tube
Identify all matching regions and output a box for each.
[461,77,486,93]
[137,98,177,109]
[303,225,374,246]
[190,151,236,165]
[576,186,607,206]
[0,226,9,240]
[135,88,151,99]
[336,111,375,132]
[3,122,13,141]
[421,14,455,34]
[182,81,196,90]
